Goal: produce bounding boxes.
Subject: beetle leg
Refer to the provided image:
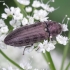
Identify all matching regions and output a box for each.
[35,47,40,51]
[23,44,33,55]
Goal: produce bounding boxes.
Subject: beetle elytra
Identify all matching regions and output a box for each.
[4,21,62,47]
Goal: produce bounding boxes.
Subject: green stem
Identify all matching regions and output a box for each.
[42,51,56,70]
[60,33,70,70]
[13,0,27,17]
[0,50,24,70]
[65,62,70,70]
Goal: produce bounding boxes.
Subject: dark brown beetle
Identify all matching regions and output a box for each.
[4,21,62,47]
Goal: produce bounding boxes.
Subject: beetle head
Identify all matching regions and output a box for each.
[46,21,62,37]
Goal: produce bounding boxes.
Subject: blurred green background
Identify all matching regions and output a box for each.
[0,0,70,69]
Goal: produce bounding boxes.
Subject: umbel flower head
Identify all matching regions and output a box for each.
[1,61,34,70]
[0,0,69,53]
[1,61,42,70]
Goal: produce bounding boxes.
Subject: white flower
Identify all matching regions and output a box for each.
[40,17,49,22]
[25,7,32,12]
[11,7,23,20]
[38,43,45,53]
[33,9,48,21]
[32,0,41,8]
[10,7,16,14]
[0,34,6,41]
[41,3,49,11]
[46,42,55,52]
[27,16,34,24]
[41,3,55,12]
[0,26,9,33]
[0,20,8,49]
[13,13,23,20]
[9,19,21,28]
[48,7,55,12]
[7,66,13,70]
[20,63,25,69]
[38,40,55,53]
[56,35,68,45]
[2,66,19,70]
[26,63,32,69]
[0,19,5,27]
[43,40,55,52]
[61,24,68,31]
[0,41,7,49]
[20,62,32,70]
[9,19,15,26]
[2,7,22,20]
[13,7,21,15]
[4,8,13,15]
[29,17,34,24]
[1,13,7,19]
[22,17,28,25]
[17,0,30,5]
[1,7,14,19]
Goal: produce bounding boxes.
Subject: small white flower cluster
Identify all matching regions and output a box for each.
[2,5,23,20]
[0,19,9,49]
[1,65,47,70]
[33,9,49,22]
[55,16,69,46]
[1,0,55,29]
[56,35,68,45]
[0,0,69,53]
[38,40,56,53]
[20,62,32,70]
[1,62,39,70]
[2,66,19,70]
[17,0,30,6]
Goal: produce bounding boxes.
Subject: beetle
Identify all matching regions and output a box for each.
[4,21,62,47]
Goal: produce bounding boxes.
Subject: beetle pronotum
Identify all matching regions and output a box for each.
[4,21,62,47]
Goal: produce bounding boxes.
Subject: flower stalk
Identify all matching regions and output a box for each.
[42,51,56,70]
[65,62,70,70]
[60,33,70,70]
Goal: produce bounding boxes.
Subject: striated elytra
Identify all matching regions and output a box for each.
[4,21,62,47]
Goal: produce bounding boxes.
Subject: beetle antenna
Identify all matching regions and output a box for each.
[62,15,67,23]
[67,18,70,25]
[2,2,10,9]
